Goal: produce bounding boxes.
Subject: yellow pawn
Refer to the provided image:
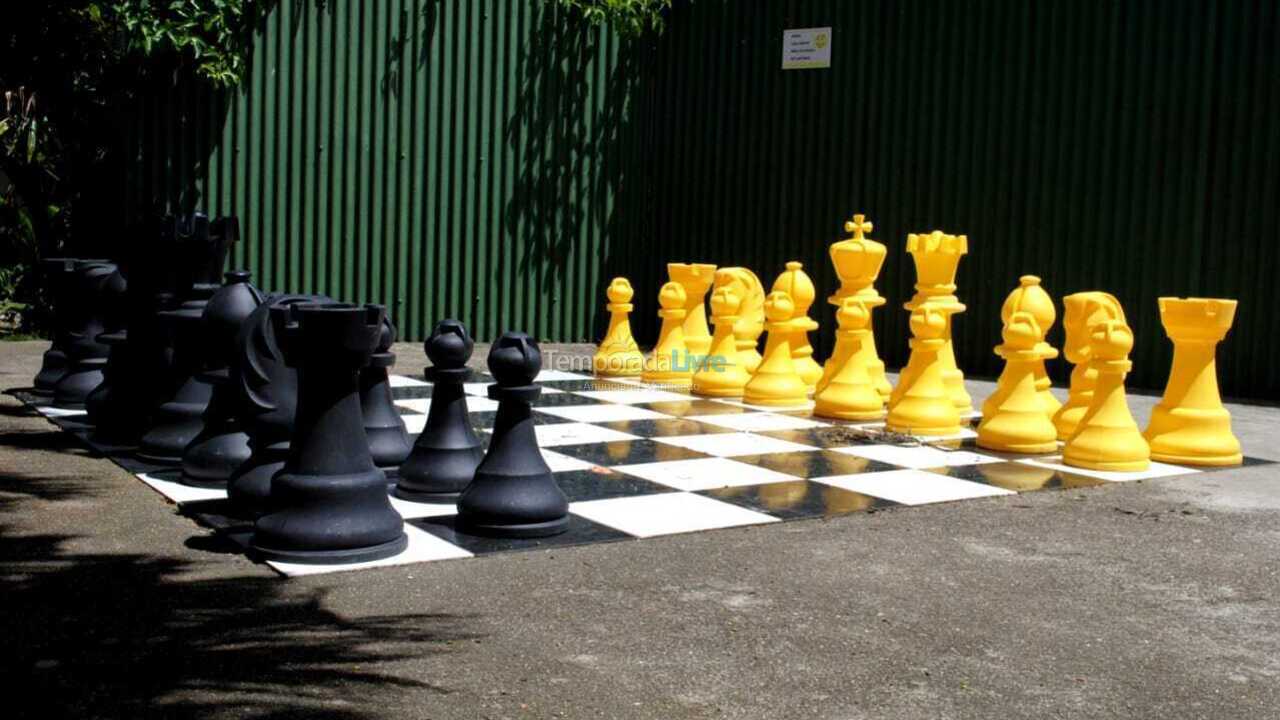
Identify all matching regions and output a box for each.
[668,262,717,358]
[743,291,809,407]
[771,261,822,392]
[819,214,891,400]
[641,282,694,387]
[692,287,751,397]
[593,277,644,377]
[886,303,964,436]
[1000,275,1061,417]
[713,267,766,373]
[977,309,1058,453]
[1053,292,1125,439]
[1063,318,1150,471]
[1144,297,1242,466]
[814,298,885,421]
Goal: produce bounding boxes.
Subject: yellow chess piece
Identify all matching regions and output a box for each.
[771,261,822,392]
[691,286,752,397]
[1063,317,1150,471]
[977,308,1058,453]
[813,297,885,420]
[819,213,891,399]
[886,303,964,436]
[743,291,809,407]
[593,277,644,377]
[713,267,766,373]
[667,262,717,358]
[1000,275,1061,417]
[1144,297,1242,466]
[1053,292,1125,439]
[903,230,972,413]
[641,281,694,387]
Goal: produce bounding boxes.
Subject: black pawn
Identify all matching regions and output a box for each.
[84,264,130,424]
[395,320,485,502]
[250,303,407,564]
[361,317,412,478]
[180,271,263,487]
[53,260,118,408]
[32,258,80,393]
[457,332,568,538]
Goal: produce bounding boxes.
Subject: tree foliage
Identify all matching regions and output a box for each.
[0,1,262,334]
[556,0,674,37]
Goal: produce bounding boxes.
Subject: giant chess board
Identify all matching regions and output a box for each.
[14,372,1264,577]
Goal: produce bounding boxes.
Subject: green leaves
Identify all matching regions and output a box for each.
[556,0,675,37]
[108,0,259,87]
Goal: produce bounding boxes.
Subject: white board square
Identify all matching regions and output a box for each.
[573,388,693,404]
[531,423,642,447]
[653,432,818,458]
[832,444,1003,469]
[541,449,600,472]
[570,492,779,538]
[687,412,826,432]
[536,404,669,423]
[813,469,1015,505]
[614,456,798,491]
[267,524,472,576]
[1015,457,1201,482]
[136,473,228,504]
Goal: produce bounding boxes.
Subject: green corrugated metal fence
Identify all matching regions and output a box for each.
[120,0,1280,401]
[124,0,649,347]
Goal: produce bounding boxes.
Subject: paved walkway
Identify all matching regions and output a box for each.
[2,340,1278,720]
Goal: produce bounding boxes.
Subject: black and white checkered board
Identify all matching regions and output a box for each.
[15,372,1265,577]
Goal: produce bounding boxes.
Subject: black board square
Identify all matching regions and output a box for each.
[553,467,677,502]
[731,450,898,479]
[699,480,899,520]
[550,439,712,466]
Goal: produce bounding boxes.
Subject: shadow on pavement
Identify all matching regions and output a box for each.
[1,528,482,719]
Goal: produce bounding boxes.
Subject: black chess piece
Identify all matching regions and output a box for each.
[84,264,130,423]
[227,294,330,514]
[32,257,82,394]
[135,214,235,462]
[179,271,263,487]
[53,260,119,408]
[89,289,179,447]
[456,332,569,538]
[395,320,485,502]
[86,218,187,446]
[361,316,412,480]
[250,303,407,564]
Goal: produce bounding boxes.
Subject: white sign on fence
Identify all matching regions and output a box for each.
[781,27,832,70]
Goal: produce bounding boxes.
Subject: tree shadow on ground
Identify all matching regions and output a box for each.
[1,527,481,719]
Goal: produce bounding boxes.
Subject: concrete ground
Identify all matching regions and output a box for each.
[2,339,1278,720]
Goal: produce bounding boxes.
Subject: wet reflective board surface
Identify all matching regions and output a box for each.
[9,374,1266,577]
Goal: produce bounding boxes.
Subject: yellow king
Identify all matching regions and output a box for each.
[818,213,890,399]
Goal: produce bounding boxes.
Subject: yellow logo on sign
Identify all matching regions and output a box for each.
[815,33,829,49]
